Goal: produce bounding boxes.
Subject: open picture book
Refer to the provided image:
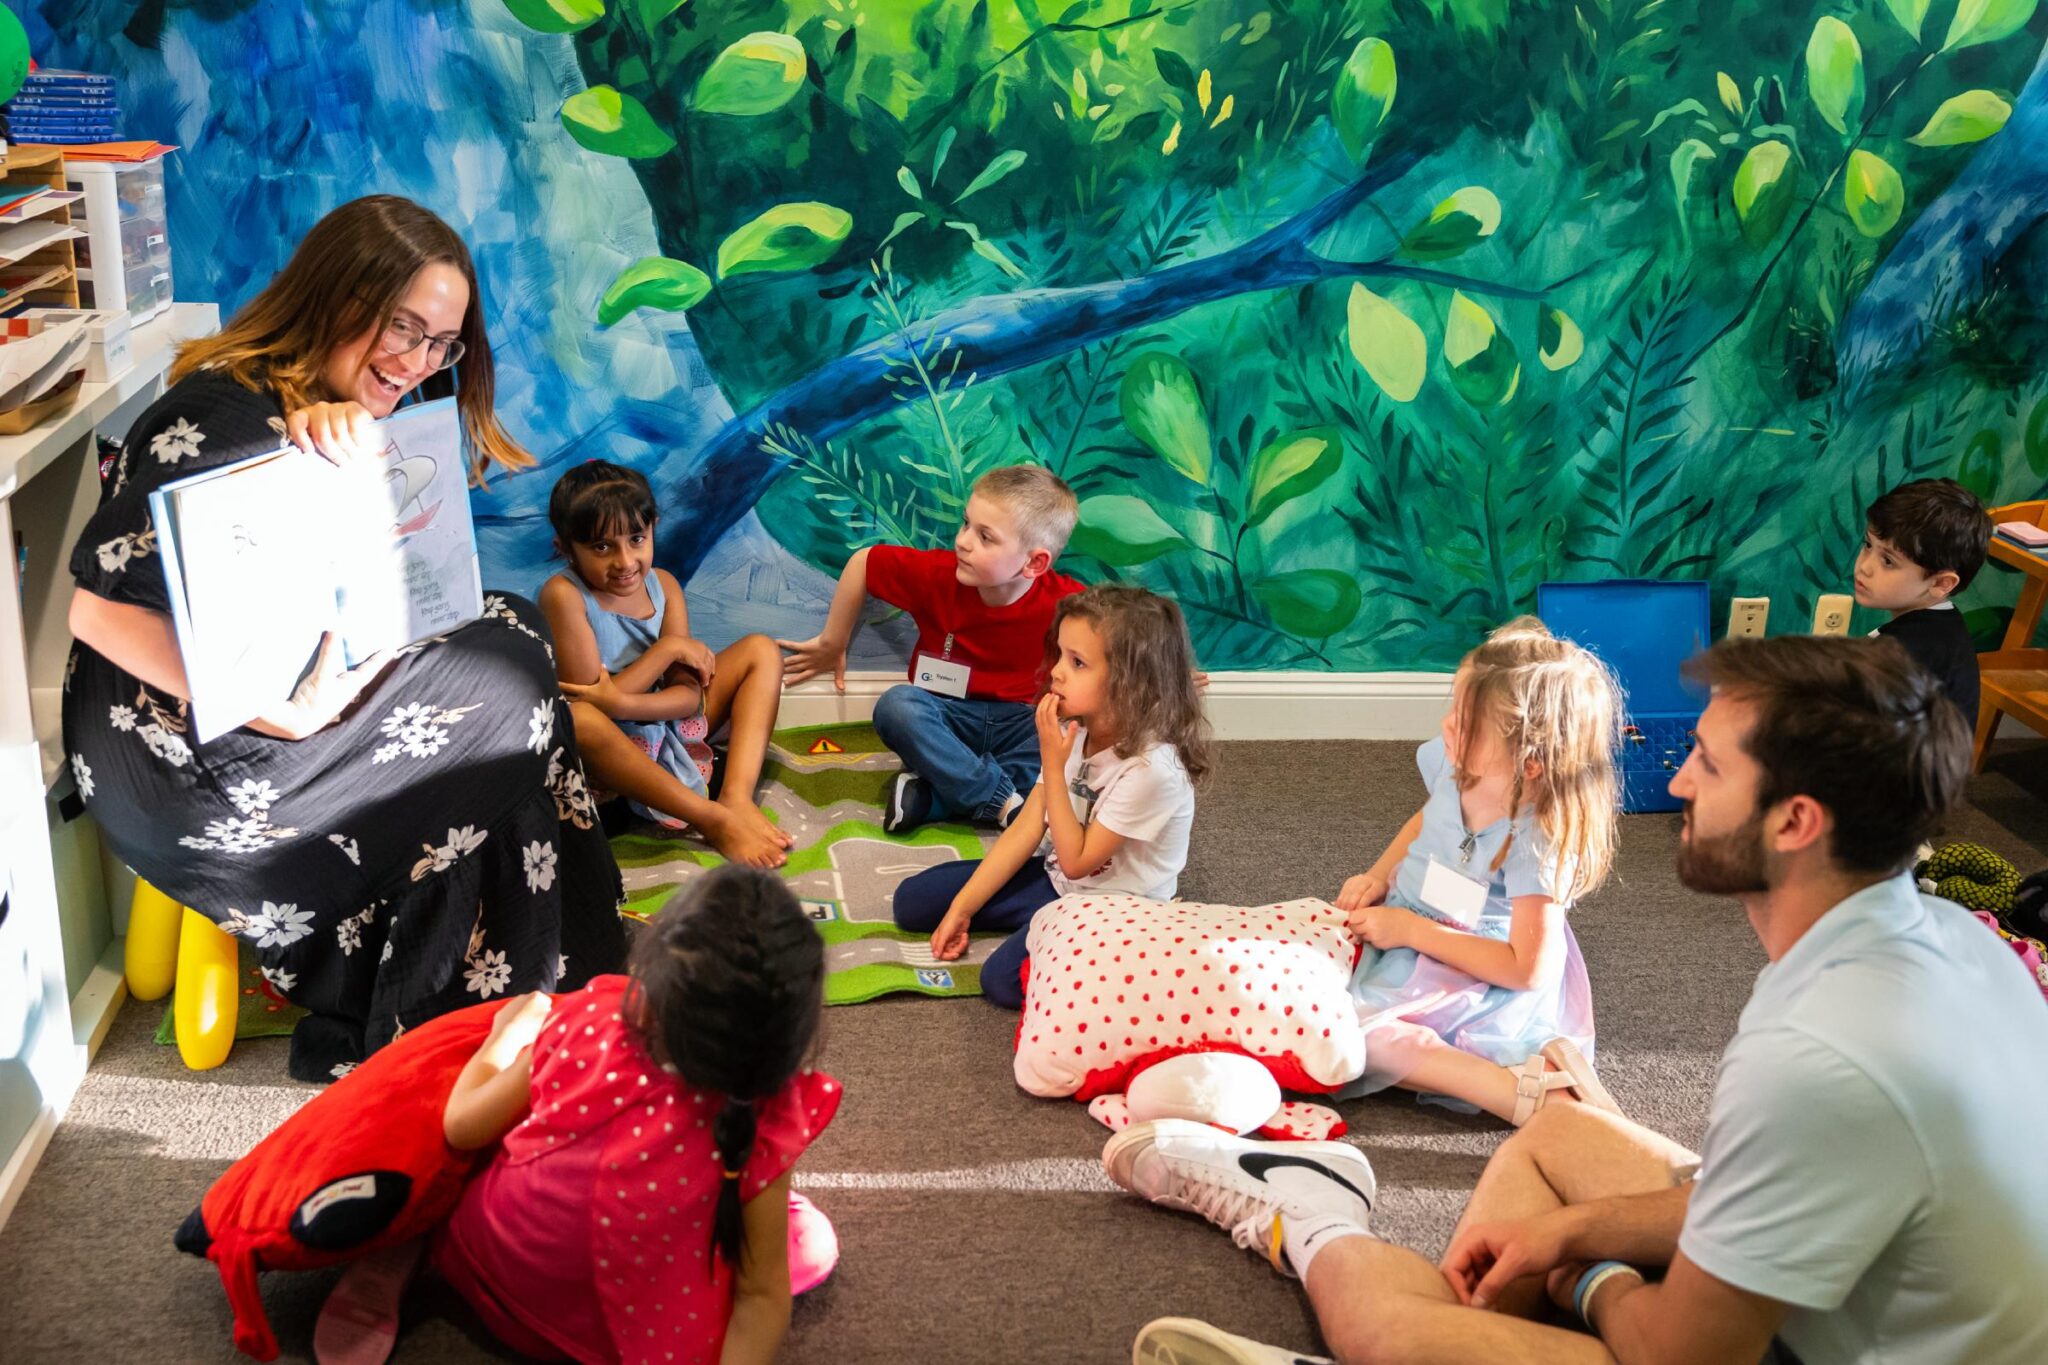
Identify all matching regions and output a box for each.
[151,398,482,743]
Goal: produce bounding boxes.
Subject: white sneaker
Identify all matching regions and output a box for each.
[1103,1119,1375,1274]
[1133,1317,1334,1365]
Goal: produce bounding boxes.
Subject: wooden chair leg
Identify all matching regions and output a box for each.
[1972,701,2002,773]
[173,909,239,1071]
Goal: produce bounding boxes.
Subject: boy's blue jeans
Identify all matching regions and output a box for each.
[892,856,1059,1010]
[871,684,1041,823]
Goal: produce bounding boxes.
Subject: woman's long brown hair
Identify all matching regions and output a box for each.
[172,195,531,480]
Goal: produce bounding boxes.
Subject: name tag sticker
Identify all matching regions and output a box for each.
[913,653,970,698]
[1420,856,1488,929]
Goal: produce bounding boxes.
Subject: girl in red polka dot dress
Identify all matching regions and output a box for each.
[1335,618,1627,1125]
[313,866,840,1365]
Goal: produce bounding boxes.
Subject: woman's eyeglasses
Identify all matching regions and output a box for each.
[379,315,466,371]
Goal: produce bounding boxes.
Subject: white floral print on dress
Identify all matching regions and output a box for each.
[108,704,137,731]
[226,778,280,817]
[262,966,297,994]
[328,833,361,865]
[372,701,481,764]
[70,753,94,799]
[528,702,555,755]
[95,527,157,575]
[464,948,512,999]
[410,825,488,881]
[523,839,557,893]
[139,723,193,768]
[244,901,314,949]
[150,417,205,463]
[180,814,300,854]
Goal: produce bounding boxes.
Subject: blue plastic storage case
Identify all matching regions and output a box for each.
[1536,580,1711,814]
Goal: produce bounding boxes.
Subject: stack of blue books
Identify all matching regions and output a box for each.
[4,71,121,145]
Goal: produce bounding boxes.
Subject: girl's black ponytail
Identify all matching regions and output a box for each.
[625,864,825,1271]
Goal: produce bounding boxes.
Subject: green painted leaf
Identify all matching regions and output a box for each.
[597,256,711,326]
[954,149,1027,203]
[1332,37,1397,163]
[1716,72,1744,117]
[1805,17,1864,136]
[878,210,923,249]
[946,221,1028,279]
[2026,398,2048,477]
[931,126,957,179]
[1119,352,1212,487]
[1068,495,1189,566]
[502,0,604,33]
[1670,138,1717,209]
[1154,48,1197,94]
[1247,428,1342,527]
[1732,140,1796,247]
[561,86,677,158]
[1398,187,1501,261]
[1957,429,2003,502]
[693,31,807,116]
[636,0,689,25]
[1442,291,1521,408]
[1344,283,1427,403]
[897,165,923,199]
[1908,90,2012,146]
[1252,569,1363,639]
[1943,0,2038,53]
[1538,307,1584,371]
[715,202,853,277]
[1882,0,1930,39]
[1844,149,1905,237]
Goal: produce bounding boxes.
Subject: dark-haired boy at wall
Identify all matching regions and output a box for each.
[1854,478,1991,724]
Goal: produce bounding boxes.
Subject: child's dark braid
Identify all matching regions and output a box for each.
[624,864,824,1268]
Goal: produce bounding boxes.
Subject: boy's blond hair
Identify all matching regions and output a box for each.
[1451,616,1623,904]
[973,464,1079,559]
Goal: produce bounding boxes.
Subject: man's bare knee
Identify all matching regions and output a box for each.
[1515,1103,1695,1205]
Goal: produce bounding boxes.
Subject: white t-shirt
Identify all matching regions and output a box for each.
[1678,875,2048,1364]
[1036,727,1195,901]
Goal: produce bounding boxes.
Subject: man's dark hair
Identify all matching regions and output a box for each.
[1682,636,1970,874]
[1865,478,1992,592]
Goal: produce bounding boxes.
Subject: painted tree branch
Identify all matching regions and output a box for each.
[659,151,1579,578]
[1837,38,2048,392]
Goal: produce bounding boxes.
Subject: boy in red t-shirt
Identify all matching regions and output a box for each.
[779,466,1082,831]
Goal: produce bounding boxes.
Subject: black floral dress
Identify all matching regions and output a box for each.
[63,372,625,1082]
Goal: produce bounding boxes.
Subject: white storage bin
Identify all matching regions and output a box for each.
[19,307,134,384]
[64,159,173,324]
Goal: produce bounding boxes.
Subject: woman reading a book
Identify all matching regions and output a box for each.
[61,195,629,1083]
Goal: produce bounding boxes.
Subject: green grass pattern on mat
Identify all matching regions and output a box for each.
[769,721,895,756]
[153,941,305,1046]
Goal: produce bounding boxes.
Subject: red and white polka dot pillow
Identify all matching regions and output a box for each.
[1013,894,1365,1102]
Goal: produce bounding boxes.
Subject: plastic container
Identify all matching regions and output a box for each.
[1536,580,1711,814]
[64,157,172,323]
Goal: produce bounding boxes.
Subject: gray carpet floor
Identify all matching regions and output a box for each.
[7,738,2047,1365]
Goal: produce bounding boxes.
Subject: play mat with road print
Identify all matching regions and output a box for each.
[613,723,1002,1004]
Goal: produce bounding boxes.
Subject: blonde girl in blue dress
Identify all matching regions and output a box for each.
[1337,618,1625,1124]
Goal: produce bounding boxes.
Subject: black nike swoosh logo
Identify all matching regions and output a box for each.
[1238,1151,1374,1210]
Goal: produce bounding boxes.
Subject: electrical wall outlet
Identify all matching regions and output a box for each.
[1727,596,1769,639]
[1813,593,1855,636]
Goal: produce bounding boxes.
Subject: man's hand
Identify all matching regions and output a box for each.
[777,633,847,691]
[1347,902,1418,951]
[247,632,394,740]
[1440,1211,1577,1310]
[1335,871,1389,913]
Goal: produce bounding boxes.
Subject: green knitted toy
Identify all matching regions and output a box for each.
[1916,843,2021,915]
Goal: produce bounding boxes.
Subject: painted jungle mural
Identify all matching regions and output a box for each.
[22,0,2048,669]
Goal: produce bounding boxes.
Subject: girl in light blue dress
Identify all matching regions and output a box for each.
[538,461,795,869]
[1335,618,1624,1124]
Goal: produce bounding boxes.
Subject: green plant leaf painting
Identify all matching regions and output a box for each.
[1804,16,1864,136]
[1443,291,1521,407]
[1732,140,1796,247]
[1119,353,1212,487]
[716,203,853,277]
[560,86,675,158]
[1908,90,2013,145]
[1398,187,1501,261]
[1332,38,1397,163]
[1346,284,1428,402]
[1069,495,1190,565]
[1253,570,1364,639]
[598,256,712,326]
[501,0,604,34]
[1844,150,1906,238]
[693,32,807,116]
[1246,429,1342,526]
[1943,0,2039,54]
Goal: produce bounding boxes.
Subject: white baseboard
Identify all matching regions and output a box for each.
[0,1105,58,1231]
[777,671,1455,740]
[0,948,127,1233]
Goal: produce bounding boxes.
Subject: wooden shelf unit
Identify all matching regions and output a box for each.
[0,145,82,314]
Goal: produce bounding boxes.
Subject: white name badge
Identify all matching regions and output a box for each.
[913,653,970,698]
[1420,857,1489,929]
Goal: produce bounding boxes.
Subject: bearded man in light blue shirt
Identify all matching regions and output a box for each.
[1105,635,2048,1365]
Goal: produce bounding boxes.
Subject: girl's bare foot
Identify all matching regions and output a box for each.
[702,807,789,869]
[721,794,796,850]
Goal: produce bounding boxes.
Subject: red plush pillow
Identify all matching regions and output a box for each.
[174,1000,503,1360]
